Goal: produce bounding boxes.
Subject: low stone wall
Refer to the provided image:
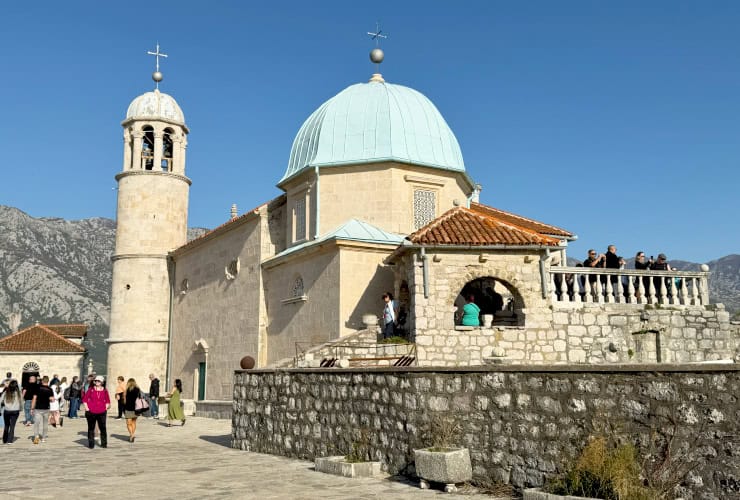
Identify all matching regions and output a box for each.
[195,400,232,419]
[232,365,740,499]
[416,305,738,366]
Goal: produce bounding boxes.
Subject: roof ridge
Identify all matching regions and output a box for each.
[471,202,572,236]
[0,324,85,353]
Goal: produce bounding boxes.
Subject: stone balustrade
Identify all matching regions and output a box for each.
[548,267,710,306]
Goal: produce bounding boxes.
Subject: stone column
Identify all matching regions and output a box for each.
[122,130,131,170]
[132,132,143,170]
[153,131,163,171]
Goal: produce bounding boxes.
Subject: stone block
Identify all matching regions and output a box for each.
[609,316,627,326]
[314,456,382,478]
[568,325,587,336]
[554,340,567,352]
[414,448,473,484]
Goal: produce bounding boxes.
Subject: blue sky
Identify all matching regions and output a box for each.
[1,1,738,263]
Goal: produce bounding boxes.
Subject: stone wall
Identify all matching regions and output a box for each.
[415,305,738,366]
[232,366,740,499]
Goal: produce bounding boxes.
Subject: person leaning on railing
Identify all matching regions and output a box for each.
[650,253,674,298]
[633,252,652,298]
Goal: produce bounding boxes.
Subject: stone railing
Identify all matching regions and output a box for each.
[548,267,710,306]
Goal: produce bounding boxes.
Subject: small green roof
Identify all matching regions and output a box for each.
[282,79,465,183]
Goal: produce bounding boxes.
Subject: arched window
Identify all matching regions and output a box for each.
[162,128,174,172]
[292,276,304,297]
[142,126,155,170]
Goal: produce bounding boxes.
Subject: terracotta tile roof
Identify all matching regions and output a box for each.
[0,324,86,353]
[44,324,87,337]
[470,202,573,238]
[407,206,562,246]
[172,195,286,255]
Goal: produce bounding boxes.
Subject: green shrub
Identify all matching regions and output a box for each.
[379,336,409,344]
[546,437,659,499]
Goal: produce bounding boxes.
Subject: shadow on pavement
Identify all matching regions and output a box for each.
[199,434,231,448]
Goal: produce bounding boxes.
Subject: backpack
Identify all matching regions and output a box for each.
[63,387,70,401]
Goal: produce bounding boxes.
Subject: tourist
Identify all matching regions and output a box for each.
[22,375,38,426]
[460,294,481,326]
[634,251,651,298]
[123,378,142,442]
[604,245,621,292]
[148,373,160,419]
[67,376,82,418]
[49,374,60,387]
[31,376,54,444]
[381,292,399,339]
[166,379,186,427]
[650,253,673,299]
[48,383,63,428]
[2,379,22,444]
[114,376,125,419]
[82,375,110,449]
[583,249,605,290]
[58,376,68,415]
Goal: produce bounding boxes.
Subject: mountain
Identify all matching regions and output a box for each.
[0,205,207,373]
[1,206,738,372]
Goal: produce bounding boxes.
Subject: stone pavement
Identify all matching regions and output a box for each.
[0,415,508,499]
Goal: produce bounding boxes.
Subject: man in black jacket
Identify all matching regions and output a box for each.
[148,374,160,419]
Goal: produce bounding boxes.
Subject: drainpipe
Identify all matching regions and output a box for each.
[540,248,550,299]
[420,247,429,299]
[165,255,175,390]
[314,166,320,239]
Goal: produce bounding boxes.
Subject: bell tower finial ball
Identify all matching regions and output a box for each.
[152,71,163,83]
[370,48,384,64]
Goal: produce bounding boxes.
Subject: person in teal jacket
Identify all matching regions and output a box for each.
[460,295,481,326]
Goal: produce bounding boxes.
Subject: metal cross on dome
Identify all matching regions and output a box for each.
[147,43,168,89]
[367,22,388,46]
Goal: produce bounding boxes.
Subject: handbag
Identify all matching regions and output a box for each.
[135,394,150,413]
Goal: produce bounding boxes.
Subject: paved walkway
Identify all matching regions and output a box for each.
[0,415,507,499]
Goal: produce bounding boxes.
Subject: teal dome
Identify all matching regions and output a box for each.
[282,79,465,183]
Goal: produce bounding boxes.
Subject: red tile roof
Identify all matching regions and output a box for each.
[0,324,86,353]
[44,324,87,337]
[407,206,562,246]
[470,202,573,238]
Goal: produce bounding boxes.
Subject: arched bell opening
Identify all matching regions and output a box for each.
[142,126,155,170]
[162,128,174,172]
[454,276,525,327]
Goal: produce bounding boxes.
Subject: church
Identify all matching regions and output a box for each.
[106,45,729,412]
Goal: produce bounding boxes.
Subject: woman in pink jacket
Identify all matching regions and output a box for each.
[82,375,110,449]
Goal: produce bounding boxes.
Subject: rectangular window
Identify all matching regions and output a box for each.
[294,197,306,241]
[414,189,436,230]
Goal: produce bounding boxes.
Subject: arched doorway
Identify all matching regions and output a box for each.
[454,277,524,327]
[22,361,40,389]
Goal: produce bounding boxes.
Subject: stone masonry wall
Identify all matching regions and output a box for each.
[232,366,740,499]
[415,305,738,366]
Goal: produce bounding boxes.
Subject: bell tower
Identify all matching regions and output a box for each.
[107,44,190,391]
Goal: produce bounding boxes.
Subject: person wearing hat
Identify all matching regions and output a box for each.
[82,375,110,449]
[650,253,673,299]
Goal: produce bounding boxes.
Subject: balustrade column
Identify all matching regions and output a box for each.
[627,276,636,304]
[605,278,614,303]
[690,277,700,305]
